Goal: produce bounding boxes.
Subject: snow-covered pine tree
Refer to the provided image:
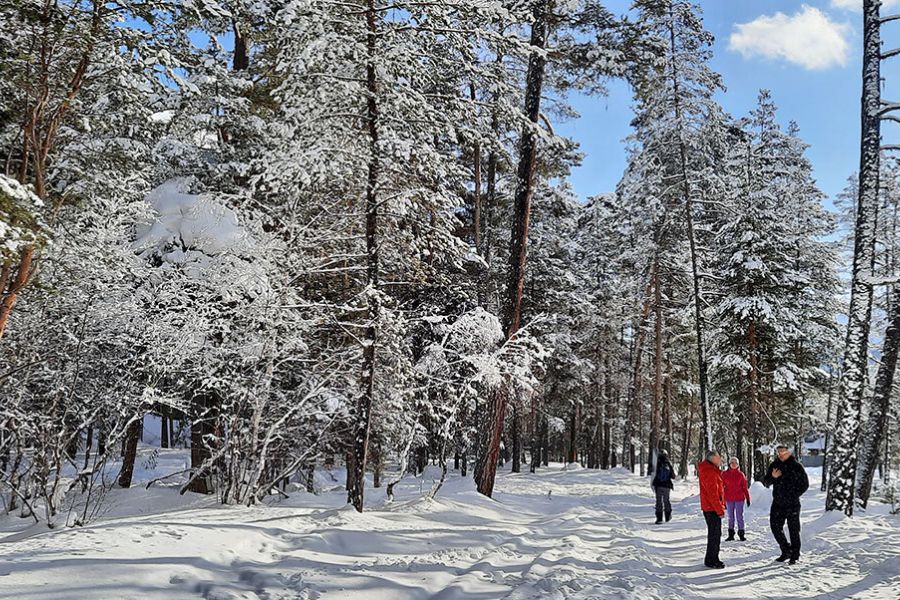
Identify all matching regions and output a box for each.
[625,0,728,471]
[712,96,840,481]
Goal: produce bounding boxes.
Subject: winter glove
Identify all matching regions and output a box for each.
[746,499,751,507]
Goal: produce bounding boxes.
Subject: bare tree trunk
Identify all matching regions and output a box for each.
[475,0,549,498]
[681,397,695,479]
[638,396,645,477]
[748,320,764,482]
[470,82,482,251]
[624,268,656,474]
[828,0,880,516]
[304,463,315,493]
[187,393,216,495]
[82,426,93,475]
[160,409,169,449]
[649,264,663,476]
[664,357,673,455]
[529,391,538,473]
[117,417,142,488]
[856,287,900,506]
[541,415,549,467]
[348,0,380,513]
[567,403,578,464]
[821,374,836,492]
[512,403,522,473]
[232,20,250,71]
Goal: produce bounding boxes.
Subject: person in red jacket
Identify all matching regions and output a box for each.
[697,450,726,569]
[722,457,751,541]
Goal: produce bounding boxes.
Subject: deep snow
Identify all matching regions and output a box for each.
[1,450,898,599]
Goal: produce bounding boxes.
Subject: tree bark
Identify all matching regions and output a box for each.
[0,247,34,340]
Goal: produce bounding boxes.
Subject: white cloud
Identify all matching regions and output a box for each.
[831,0,900,11]
[729,5,850,70]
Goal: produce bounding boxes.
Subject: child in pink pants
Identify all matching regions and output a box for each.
[722,456,751,541]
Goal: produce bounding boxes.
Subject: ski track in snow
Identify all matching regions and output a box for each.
[1,458,899,599]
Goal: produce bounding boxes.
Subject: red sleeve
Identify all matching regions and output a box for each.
[743,473,751,502]
[718,474,726,513]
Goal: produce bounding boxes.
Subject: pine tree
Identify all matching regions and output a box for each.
[626,0,728,470]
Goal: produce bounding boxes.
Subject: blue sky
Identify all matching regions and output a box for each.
[557,0,900,205]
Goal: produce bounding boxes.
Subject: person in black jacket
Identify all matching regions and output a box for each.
[763,444,809,565]
[651,450,675,524]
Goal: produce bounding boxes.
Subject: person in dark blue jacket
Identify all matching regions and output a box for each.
[652,450,675,524]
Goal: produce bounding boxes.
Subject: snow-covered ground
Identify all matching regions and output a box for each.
[1,450,899,599]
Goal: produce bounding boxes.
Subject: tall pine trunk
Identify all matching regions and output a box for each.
[567,403,578,464]
[348,0,381,512]
[666,2,711,455]
[827,0,880,515]
[475,0,549,498]
[512,404,522,473]
[471,82,482,252]
[160,409,169,449]
[748,319,764,481]
[649,264,663,476]
[624,267,656,473]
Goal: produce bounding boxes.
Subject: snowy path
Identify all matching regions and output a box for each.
[1,461,899,599]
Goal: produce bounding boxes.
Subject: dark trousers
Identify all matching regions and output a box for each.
[655,487,671,514]
[703,511,722,565]
[770,506,801,558]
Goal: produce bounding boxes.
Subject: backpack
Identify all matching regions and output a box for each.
[658,464,671,483]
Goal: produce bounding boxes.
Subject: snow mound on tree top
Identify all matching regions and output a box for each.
[134,178,249,259]
[133,178,270,300]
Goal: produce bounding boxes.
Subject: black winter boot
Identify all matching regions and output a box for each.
[738,529,746,541]
[726,528,735,541]
[655,511,663,524]
[664,510,672,522]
